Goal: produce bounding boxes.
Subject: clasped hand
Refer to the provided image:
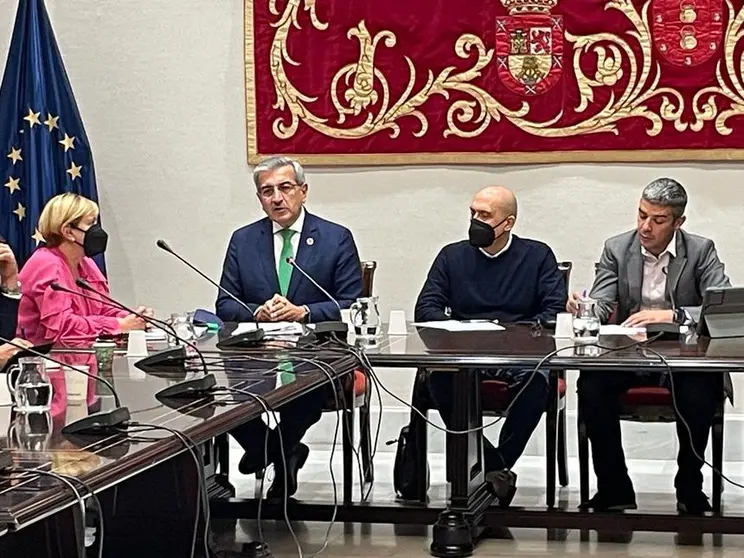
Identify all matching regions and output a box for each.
[255,294,306,322]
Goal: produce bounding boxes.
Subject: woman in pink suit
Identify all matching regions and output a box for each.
[17,193,150,345]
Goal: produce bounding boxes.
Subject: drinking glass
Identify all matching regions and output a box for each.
[573,298,600,340]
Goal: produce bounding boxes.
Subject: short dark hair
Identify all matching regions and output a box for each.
[642,178,687,220]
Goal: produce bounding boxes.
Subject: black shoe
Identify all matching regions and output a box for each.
[485,469,517,508]
[579,491,637,511]
[677,491,712,515]
[266,443,310,500]
[238,452,265,475]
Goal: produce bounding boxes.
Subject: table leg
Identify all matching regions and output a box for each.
[430,368,495,558]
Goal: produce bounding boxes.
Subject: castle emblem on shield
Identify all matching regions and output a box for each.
[651,0,723,67]
[496,0,564,95]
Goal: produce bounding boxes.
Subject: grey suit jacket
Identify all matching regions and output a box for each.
[590,229,733,402]
[590,229,731,324]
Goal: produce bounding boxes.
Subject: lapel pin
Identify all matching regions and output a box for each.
[307,237,314,246]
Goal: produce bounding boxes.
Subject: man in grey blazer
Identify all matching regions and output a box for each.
[570,178,730,514]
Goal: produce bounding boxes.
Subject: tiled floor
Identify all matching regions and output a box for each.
[213,444,744,557]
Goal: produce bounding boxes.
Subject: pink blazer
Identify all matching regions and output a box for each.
[17,247,128,345]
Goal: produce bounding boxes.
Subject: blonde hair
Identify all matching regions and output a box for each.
[38,193,99,247]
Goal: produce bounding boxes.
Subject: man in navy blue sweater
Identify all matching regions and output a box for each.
[415,186,567,506]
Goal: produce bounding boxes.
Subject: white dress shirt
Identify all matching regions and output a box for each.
[640,232,675,310]
[272,208,305,275]
[479,233,513,259]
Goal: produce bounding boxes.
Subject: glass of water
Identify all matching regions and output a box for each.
[168,312,197,347]
[6,357,53,413]
[573,298,600,340]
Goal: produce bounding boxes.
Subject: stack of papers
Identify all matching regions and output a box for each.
[599,325,646,336]
[145,329,167,340]
[232,322,306,337]
[412,320,504,332]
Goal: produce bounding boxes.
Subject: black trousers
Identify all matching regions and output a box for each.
[230,387,326,471]
[578,370,719,496]
[428,370,549,472]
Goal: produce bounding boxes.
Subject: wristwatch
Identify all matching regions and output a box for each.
[0,281,21,299]
[673,307,686,325]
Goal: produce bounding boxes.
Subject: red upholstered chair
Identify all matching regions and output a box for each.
[405,261,572,508]
[577,264,725,512]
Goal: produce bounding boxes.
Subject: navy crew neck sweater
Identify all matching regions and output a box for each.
[414,235,567,324]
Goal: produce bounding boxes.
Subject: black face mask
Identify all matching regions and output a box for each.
[468,217,509,248]
[73,223,108,257]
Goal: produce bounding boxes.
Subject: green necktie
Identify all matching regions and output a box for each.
[277,229,296,296]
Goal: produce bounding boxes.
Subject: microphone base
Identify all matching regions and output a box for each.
[134,346,189,370]
[299,321,348,346]
[0,449,11,471]
[646,323,682,341]
[155,374,217,399]
[217,328,265,349]
[61,406,132,436]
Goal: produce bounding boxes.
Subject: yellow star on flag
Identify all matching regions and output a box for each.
[23,108,41,128]
[44,113,60,132]
[4,176,20,194]
[13,203,26,221]
[7,147,22,165]
[59,134,76,152]
[67,161,82,180]
[32,229,45,246]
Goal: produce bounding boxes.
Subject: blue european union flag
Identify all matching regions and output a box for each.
[0,0,105,271]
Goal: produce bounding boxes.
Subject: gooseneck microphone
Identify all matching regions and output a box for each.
[156,239,265,348]
[286,257,342,315]
[285,257,348,341]
[50,282,177,342]
[156,239,256,318]
[0,335,130,435]
[57,281,214,397]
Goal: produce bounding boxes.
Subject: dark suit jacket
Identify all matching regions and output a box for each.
[216,212,363,323]
[0,294,19,340]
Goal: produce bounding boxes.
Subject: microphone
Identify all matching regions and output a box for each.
[0,335,130,435]
[51,281,192,369]
[647,267,681,340]
[662,266,678,312]
[157,239,255,317]
[65,280,215,397]
[286,257,342,315]
[156,239,265,349]
[285,257,347,340]
[70,280,178,340]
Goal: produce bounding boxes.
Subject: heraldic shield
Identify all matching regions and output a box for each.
[496,0,564,96]
[651,0,723,67]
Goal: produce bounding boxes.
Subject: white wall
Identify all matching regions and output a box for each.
[3,0,744,459]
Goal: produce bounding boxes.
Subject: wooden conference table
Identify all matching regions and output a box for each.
[0,338,358,558]
[210,323,744,557]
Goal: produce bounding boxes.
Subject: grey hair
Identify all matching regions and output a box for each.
[642,177,687,219]
[252,156,306,188]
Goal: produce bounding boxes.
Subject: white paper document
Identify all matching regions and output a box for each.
[599,325,646,336]
[232,322,306,336]
[145,329,167,340]
[412,320,504,332]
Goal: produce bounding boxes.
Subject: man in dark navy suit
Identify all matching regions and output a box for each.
[218,156,363,499]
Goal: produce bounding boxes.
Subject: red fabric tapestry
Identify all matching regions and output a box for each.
[245,0,744,165]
